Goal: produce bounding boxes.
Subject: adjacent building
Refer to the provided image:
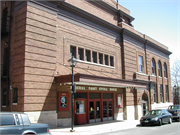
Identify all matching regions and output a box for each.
[1,0,172,127]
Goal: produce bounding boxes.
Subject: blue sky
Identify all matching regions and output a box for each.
[118,0,180,68]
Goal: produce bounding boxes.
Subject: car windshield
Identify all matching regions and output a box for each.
[145,110,162,116]
[168,106,180,110]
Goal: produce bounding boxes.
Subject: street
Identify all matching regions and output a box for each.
[96,122,180,135]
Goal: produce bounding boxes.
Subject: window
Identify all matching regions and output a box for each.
[89,93,100,99]
[152,84,157,103]
[13,88,18,103]
[70,46,76,58]
[99,53,103,64]
[160,84,163,102]
[1,8,8,32]
[75,100,85,114]
[2,88,7,106]
[70,46,115,67]
[165,85,169,102]
[110,56,114,66]
[21,114,31,125]
[78,48,84,60]
[92,51,97,63]
[105,55,109,66]
[15,114,20,125]
[86,49,91,62]
[164,63,168,78]
[3,48,8,76]
[103,93,113,99]
[158,61,162,77]
[138,56,144,72]
[151,59,156,75]
[0,114,15,126]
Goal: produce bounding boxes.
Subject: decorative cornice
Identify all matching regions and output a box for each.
[123,27,172,55]
[58,1,122,33]
[94,1,135,21]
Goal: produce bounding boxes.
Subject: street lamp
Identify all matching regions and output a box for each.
[68,56,78,132]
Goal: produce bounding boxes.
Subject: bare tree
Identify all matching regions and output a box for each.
[171,59,180,88]
[171,59,180,104]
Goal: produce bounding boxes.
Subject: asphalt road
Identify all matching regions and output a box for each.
[96,122,180,135]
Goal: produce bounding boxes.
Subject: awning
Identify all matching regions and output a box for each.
[56,73,147,89]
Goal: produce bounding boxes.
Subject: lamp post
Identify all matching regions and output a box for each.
[68,56,78,132]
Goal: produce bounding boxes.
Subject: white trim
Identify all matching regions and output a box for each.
[136,72,149,77]
[77,59,115,69]
[149,74,156,77]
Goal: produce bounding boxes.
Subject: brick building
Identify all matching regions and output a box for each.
[1,0,172,127]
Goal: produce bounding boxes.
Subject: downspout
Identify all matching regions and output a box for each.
[143,34,151,109]
[149,81,152,110]
[143,34,148,74]
[120,29,125,79]
[7,1,13,111]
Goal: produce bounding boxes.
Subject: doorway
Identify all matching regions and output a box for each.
[103,100,113,121]
[142,93,148,116]
[142,101,148,115]
[89,101,101,123]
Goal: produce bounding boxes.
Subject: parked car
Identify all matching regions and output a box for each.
[0,112,51,135]
[140,109,172,126]
[167,105,180,122]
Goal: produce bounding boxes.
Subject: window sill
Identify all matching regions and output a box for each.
[150,74,156,77]
[136,72,149,76]
[77,59,115,69]
[13,103,17,105]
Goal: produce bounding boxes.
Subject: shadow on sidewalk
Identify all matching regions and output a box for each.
[51,120,139,129]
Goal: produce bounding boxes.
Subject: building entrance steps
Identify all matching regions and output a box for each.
[50,120,140,135]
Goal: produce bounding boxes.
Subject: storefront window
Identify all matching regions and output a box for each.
[76,100,85,114]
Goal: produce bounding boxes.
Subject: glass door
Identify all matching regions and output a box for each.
[89,101,95,123]
[96,101,101,122]
[108,101,113,120]
[103,100,113,121]
[89,101,101,123]
[103,101,107,121]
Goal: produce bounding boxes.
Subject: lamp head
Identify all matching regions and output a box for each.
[68,56,78,67]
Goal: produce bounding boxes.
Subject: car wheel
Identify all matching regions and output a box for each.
[168,118,172,124]
[158,119,162,126]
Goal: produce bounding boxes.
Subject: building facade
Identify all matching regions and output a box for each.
[1,0,172,127]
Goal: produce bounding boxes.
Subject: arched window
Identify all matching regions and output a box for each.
[151,58,156,75]
[158,61,162,77]
[164,63,168,78]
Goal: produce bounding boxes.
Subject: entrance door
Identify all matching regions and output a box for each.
[89,101,101,123]
[142,101,148,116]
[103,101,113,121]
[142,93,148,116]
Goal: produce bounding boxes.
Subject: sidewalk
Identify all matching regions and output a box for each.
[50,120,140,135]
